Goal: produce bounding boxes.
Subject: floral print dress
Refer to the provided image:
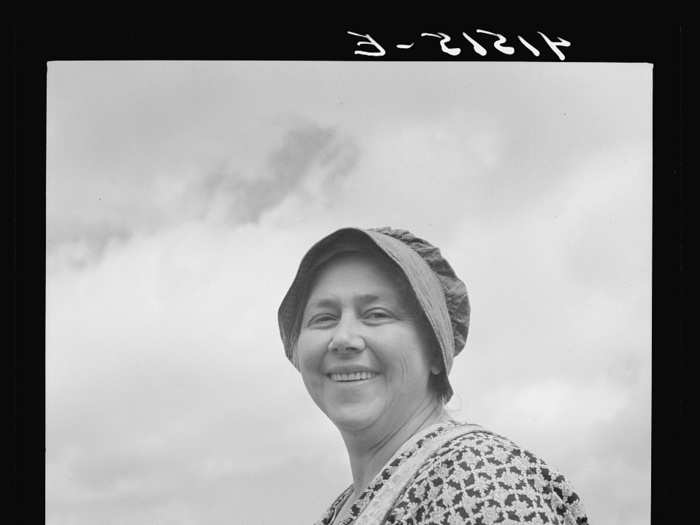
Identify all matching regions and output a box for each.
[317,422,588,525]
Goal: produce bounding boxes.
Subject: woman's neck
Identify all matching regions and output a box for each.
[339,400,449,500]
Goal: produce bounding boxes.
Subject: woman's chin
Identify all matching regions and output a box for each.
[324,399,385,433]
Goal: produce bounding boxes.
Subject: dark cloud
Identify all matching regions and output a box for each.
[183,122,359,225]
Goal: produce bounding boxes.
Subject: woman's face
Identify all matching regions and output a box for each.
[295,252,437,434]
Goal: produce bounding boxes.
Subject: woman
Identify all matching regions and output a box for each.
[278,227,589,524]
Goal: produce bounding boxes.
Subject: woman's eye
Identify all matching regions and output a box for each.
[364,309,393,321]
[308,314,336,326]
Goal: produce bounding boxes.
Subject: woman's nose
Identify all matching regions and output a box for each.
[328,316,366,353]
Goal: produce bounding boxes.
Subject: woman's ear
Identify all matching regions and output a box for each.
[430,364,441,375]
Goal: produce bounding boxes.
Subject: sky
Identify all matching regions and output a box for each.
[46,61,652,524]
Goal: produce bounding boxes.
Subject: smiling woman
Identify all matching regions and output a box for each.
[278,227,589,524]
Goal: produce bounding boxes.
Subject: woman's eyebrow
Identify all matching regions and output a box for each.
[355,293,381,305]
[307,294,387,309]
[306,297,338,310]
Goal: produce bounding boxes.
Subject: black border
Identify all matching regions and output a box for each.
[12,23,684,524]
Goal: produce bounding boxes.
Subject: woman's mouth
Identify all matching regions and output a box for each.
[328,371,379,382]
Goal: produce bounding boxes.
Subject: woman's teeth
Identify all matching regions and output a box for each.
[329,371,378,382]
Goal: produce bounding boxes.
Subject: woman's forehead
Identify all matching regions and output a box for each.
[307,251,411,300]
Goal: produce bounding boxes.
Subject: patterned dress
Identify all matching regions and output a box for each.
[317,422,588,524]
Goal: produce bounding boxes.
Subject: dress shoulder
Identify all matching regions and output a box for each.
[385,429,588,525]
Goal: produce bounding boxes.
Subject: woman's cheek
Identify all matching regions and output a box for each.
[296,332,325,370]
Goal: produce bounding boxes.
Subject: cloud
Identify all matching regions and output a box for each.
[47,120,360,272]
[185,122,360,225]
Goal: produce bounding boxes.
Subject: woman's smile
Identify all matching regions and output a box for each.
[328,371,379,382]
[326,365,381,383]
